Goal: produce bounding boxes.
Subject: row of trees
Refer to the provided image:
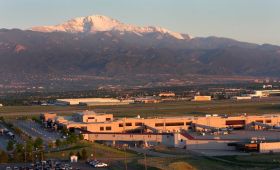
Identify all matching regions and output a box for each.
[8,137,44,163]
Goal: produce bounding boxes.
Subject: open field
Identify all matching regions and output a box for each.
[94,97,280,117]
[137,152,280,170]
[0,97,280,118]
[0,105,86,117]
[45,141,137,160]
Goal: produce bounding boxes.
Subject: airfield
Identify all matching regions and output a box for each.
[1,97,280,170]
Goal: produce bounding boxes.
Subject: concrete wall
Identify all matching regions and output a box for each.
[259,142,280,153]
[186,140,236,150]
[85,133,175,147]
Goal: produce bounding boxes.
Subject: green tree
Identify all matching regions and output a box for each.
[78,133,84,140]
[81,148,88,160]
[67,133,78,144]
[25,139,34,152]
[15,143,24,153]
[69,151,75,157]
[55,139,62,147]
[34,137,43,148]
[7,140,14,151]
[61,126,69,135]
[14,127,22,135]
[76,151,81,159]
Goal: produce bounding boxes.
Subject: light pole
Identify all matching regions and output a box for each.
[144,151,147,170]
[124,147,128,170]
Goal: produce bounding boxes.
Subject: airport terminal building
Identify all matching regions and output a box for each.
[43,111,280,133]
[42,111,280,153]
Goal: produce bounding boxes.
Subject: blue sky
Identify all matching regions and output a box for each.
[0,0,280,45]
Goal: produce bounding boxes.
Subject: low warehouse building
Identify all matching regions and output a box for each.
[57,98,124,105]
[193,96,211,101]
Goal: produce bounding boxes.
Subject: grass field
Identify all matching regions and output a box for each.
[45,141,136,160]
[1,97,280,118]
[93,97,280,117]
[137,153,280,170]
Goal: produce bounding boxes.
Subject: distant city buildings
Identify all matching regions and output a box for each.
[159,92,176,97]
[250,90,280,98]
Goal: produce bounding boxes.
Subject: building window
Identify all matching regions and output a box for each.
[88,117,95,119]
[119,123,123,127]
[186,122,191,125]
[106,118,111,121]
[225,120,245,125]
[106,126,111,131]
[155,123,164,127]
[256,120,263,123]
[81,126,87,130]
[125,123,132,126]
[100,127,104,131]
[165,122,184,126]
[135,122,143,126]
[266,120,272,123]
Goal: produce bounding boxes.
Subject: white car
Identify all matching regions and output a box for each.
[94,163,108,168]
[5,167,11,170]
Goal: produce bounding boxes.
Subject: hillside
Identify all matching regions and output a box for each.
[0,15,280,90]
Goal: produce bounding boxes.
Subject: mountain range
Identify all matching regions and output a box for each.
[0,15,280,90]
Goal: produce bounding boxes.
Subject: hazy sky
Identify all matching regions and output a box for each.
[1,0,280,45]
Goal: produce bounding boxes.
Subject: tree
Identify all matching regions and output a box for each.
[79,134,84,140]
[67,133,78,144]
[61,126,69,135]
[14,127,22,135]
[34,137,43,148]
[76,151,81,159]
[25,139,34,152]
[15,143,24,153]
[55,139,62,147]
[81,148,88,160]
[7,140,14,151]
[0,151,8,163]
[69,151,75,157]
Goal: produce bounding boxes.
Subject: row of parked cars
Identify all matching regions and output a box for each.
[87,160,108,168]
[6,160,78,170]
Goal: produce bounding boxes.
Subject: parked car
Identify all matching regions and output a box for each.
[94,163,108,168]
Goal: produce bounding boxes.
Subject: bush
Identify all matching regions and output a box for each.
[0,151,8,163]
[7,140,14,151]
[81,148,88,160]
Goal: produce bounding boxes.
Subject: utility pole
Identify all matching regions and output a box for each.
[93,141,96,160]
[124,147,128,170]
[144,151,147,170]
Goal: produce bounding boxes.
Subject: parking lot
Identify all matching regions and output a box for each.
[13,120,61,143]
[0,135,10,151]
[0,161,110,170]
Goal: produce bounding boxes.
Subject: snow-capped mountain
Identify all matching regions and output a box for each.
[31,15,190,40]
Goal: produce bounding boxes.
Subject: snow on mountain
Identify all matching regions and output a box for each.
[31,15,190,40]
